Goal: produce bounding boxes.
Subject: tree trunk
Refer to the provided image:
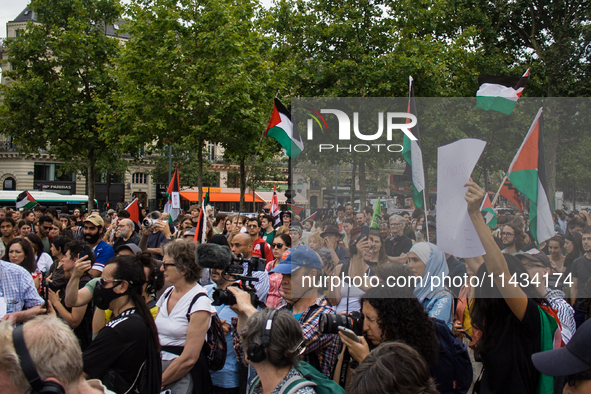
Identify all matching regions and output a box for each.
[350,159,356,205]
[197,139,204,203]
[240,157,246,212]
[87,151,96,211]
[359,157,366,211]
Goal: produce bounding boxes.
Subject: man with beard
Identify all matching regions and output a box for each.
[229,233,270,303]
[36,215,54,254]
[345,204,354,219]
[112,219,141,251]
[85,215,115,277]
[500,222,525,255]
[246,217,273,263]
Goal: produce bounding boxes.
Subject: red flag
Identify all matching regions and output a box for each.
[302,211,317,222]
[499,179,524,211]
[193,197,208,244]
[286,203,304,216]
[125,198,140,226]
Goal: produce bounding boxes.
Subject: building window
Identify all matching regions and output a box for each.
[34,163,75,182]
[132,173,147,184]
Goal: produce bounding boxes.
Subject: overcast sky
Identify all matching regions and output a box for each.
[1,0,274,38]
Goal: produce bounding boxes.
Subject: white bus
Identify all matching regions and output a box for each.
[0,191,95,211]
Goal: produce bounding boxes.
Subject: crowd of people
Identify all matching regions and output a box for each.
[0,183,590,394]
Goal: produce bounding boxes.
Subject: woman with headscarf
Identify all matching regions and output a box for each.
[406,242,454,328]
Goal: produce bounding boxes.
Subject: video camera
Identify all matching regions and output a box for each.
[195,243,266,306]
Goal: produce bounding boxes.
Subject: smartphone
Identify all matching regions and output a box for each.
[78,244,92,260]
[338,326,361,343]
[360,225,370,240]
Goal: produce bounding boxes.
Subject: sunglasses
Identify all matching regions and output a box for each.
[247,224,259,228]
[99,278,124,287]
[271,243,285,249]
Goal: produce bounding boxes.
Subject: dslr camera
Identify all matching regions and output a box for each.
[319,311,364,336]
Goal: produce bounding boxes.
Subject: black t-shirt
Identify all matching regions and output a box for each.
[83,308,150,393]
[479,299,541,394]
[572,254,591,309]
[384,235,412,257]
[57,273,93,351]
[112,232,140,252]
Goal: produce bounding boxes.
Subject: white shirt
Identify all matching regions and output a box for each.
[155,283,216,361]
[36,253,53,273]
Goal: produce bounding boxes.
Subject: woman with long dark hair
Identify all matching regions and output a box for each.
[3,237,39,289]
[465,181,546,394]
[24,233,53,273]
[265,233,291,309]
[364,229,388,266]
[82,255,162,393]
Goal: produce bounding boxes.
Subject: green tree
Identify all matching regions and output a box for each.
[106,0,279,205]
[150,145,219,188]
[0,0,124,209]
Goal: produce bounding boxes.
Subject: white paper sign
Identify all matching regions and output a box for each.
[171,192,181,209]
[0,297,6,319]
[437,139,487,258]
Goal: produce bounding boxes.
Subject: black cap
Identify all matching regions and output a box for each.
[532,319,591,376]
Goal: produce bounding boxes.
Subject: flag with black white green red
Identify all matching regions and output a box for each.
[476,69,529,115]
[16,191,37,210]
[270,185,281,227]
[193,190,209,243]
[265,98,303,159]
[507,107,554,244]
[163,166,180,223]
[370,197,382,229]
[480,193,497,229]
[401,76,425,209]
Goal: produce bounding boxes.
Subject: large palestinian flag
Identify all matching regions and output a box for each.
[401,76,425,208]
[265,98,303,159]
[16,191,37,210]
[507,108,554,244]
[163,166,180,223]
[476,69,529,115]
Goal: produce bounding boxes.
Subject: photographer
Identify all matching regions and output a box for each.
[269,245,340,378]
[229,233,270,303]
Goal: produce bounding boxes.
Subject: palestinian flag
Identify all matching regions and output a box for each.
[476,69,530,115]
[286,203,304,216]
[265,98,303,159]
[499,178,524,211]
[125,198,140,227]
[480,193,497,229]
[16,191,37,210]
[370,197,382,229]
[507,107,554,244]
[163,166,180,223]
[270,185,281,227]
[194,191,210,243]
[302,211,316,223]
[401,76,425,209]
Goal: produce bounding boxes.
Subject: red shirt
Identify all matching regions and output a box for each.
[252,236,273,263]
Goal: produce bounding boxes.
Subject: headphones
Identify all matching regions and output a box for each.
[247,310,278,363]
[12,324,65,394]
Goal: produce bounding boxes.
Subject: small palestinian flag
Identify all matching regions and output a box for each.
[270,185,281,227]
[163,166,180,223]
[265,98,303,159]
[480,193,497,229]
[16,191,37,210]
[476,69,529,115]
[194,190,210,244]
[507,107,554,244]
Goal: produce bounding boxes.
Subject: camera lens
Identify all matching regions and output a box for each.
[319,314,350,334]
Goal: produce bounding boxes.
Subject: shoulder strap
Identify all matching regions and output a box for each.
[278,376,316,394]
[302,303,320,323]
[186,292,207,322]
[163,286,174,299]
[248,376,261,394]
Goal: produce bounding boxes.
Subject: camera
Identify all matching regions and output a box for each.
[319,311,364,336]
[211,254,266,307]
[143,218,159,227]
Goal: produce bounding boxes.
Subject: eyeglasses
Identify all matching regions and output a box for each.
[566,372,591,387]
[501,232,515,237]
[99,278,124,287]
[271,243,285,249]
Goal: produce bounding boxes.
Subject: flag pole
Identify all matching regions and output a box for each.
[491,174,508,207]
[423,190,429,243]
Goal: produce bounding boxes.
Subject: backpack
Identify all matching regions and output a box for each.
[248,361,346,394]
[163,288,227,371]
[430,318,473,394]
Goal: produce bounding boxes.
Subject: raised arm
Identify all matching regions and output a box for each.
[464,180,528,321]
